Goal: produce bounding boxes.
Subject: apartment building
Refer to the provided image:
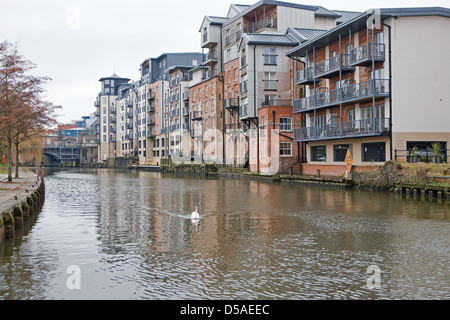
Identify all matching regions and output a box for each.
[114,83,133,158]
[95,74,131,163]
[187,65,224,164]
[288,7,450,176]
[164,66,192,159]
[217,0,341,172]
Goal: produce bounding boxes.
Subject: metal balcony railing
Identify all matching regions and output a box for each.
[314,54,354,78]
[296,67,315,85]
[239,80,248,94]
[244,17,277,33]
[191,111,202,120]
[351,43,385,66]
[225,98,240,109]
[294,118,390,142]
[293,79,390,113]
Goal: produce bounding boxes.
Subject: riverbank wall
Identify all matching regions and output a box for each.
[137,160,450,202]
[0,168,45,246]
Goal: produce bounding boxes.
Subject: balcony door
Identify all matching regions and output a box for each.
[369,68,385,93]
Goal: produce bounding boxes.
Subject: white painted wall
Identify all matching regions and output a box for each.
[389,15,450,133]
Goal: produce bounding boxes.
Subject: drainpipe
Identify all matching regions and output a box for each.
[218,75,225,166]
[254,44,259,172]
[383,21,393,161]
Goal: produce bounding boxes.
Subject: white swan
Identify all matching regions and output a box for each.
[191,206,200,219]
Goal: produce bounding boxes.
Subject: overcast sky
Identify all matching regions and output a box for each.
[1,0,448,124]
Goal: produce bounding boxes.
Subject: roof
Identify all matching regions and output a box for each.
[314,6,342,18]
[199,15,229,31]
[289,28,328,43]
[286,7,450,57]
[242,33,299,46]
[164,65,198,74]
[333,10,363,24]
[223,0,318,27]
[99,74,130,82]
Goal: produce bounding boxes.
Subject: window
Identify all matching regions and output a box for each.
[264,47,277,65]
[264,72,276,90]
[228,71,231,83]
[280,142,292,157]
[279,117,292,131]
[226,29,231,45]
[334,144,352,162]
[362,142,385,162]
[311,146,327,162]
[226,49,231,61]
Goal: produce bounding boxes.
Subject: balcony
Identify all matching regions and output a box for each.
[170,109,180,117]
[126,111,133,118]
[239,80,248,94]
[225,123,247,131]
[293,79,390,113]
[147,105,155,112]
[110,116,117,123]
[191,111,202,121]
[94,111,100,117]
[225,98,240,109]
[244,17,277,33]
[294,118,390,142]
[350,43,385,67]
[147,92,155,100]
[170,124,180,132]
[183,123,189,131]
[183,107,189,117]
[94,101,100,107]
[110,108,117,115]
[203,68,218,80]
[125,134,133,140]
[147,117,156,125]
[314,54,355,78]
[126,123,133,129]
[261,99,292,108]
[147,130,156,138]
[296,67,318,85]
[239,104,248,118]
[201,32,219,48]
[126,100,133,108]
[182,91,189,101]
[203,51,218,65]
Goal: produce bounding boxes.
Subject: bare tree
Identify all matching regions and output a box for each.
[0,41,60,181]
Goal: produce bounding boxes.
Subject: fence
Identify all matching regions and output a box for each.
[394,149,449,164]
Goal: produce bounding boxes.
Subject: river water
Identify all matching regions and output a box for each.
[0,168,448,300]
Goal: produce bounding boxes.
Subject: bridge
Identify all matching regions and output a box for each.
[43,142,81,166]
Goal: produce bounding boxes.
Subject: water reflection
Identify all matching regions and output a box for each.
[0,168,448,300]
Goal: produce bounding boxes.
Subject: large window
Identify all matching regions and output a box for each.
[264,47,277,65]
[362,142,385,162]
[334,144,352,162]
[311,146,327,162]
[264,72,276,90]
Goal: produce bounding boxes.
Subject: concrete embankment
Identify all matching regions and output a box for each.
[0,168,45,245]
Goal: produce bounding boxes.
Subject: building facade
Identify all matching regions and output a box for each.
[288,7,450,176]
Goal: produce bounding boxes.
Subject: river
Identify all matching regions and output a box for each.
[0,168,449,300]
